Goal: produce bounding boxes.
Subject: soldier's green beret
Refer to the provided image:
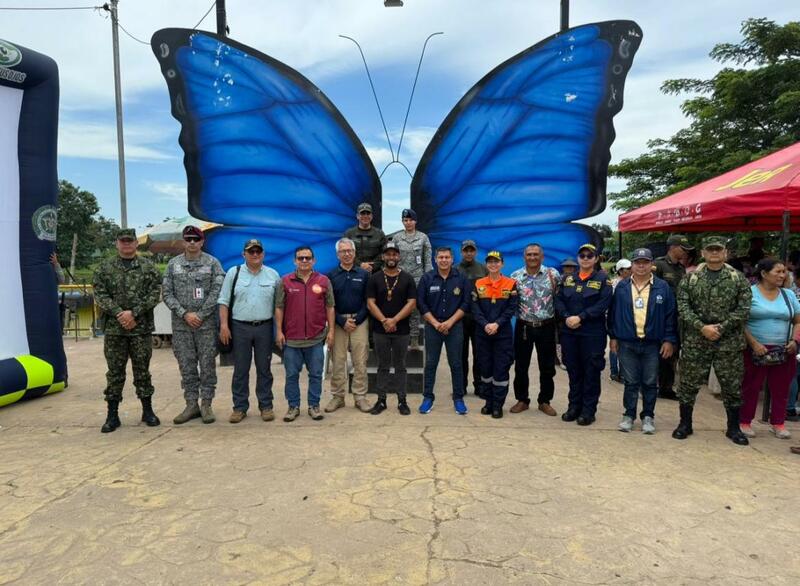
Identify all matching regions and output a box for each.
[116,228,137,239]
[701,235,727,249]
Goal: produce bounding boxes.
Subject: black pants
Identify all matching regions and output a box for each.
[513,320,557,405]
[461,317,481,394]
[374,333,409,401]
[658,354,677,392]
[231,320,274,412]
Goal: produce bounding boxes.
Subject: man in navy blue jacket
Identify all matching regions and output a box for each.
[607,248,677,434]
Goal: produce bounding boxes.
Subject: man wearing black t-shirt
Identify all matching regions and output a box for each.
[366,241,417,415]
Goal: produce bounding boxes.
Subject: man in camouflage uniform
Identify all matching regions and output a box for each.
[93,228,163,433]
[162,226,225,424]
[653,234,694,400]
[673,235,751,445]
[344,202,386,274]
[389,208,432,344]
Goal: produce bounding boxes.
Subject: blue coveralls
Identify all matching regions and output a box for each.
[471,275,519,409]
[555,269,612,419]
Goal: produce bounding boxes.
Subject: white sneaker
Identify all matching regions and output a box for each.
[618,415,634,433]
[771,425,792,440]
[642,416,656,435]
[740,424,756,438]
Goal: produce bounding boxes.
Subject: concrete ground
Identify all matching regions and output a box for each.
[1,337,799,585]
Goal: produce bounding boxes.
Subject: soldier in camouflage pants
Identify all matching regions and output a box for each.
[162,226,225,424]
[93,228,163,433]
[673,236,752,445]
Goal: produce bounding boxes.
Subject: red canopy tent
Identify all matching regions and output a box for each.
[618,142,800,234]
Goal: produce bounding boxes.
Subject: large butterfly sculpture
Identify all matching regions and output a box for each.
[151,21,642,274]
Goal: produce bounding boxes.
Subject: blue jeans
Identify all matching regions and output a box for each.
[423,321,464,401]
[609,351,619,377]
[283,342,324,408]
[618,340,660,419]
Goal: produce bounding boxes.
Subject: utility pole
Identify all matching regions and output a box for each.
[560,0,569,31]
[107,0,128,228]
[216,0,227,37]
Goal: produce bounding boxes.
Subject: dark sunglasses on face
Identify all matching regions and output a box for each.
[184,236,202,243]
[578,253,595,260]
[246,248,263,255]
[359,211,372,216]
[118,237,135,243]
[296,255,313,261]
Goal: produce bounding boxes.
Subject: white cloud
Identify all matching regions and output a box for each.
[145,181,186,202]
[59,121,175,161]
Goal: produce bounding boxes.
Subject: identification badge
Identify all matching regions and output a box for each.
[194,288,204,300]
[416,255,421,264]
[635,297,644,309]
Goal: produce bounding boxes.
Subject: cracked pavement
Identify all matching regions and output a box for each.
[1,337,799,584]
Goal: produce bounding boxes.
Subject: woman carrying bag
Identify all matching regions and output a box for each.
[740,258,800,439]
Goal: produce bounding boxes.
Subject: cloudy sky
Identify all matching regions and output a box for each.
[2,0,795,234]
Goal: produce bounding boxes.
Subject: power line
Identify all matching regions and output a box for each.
[0,4,101,9]
[116,19,149,45]
[192,0,215,30]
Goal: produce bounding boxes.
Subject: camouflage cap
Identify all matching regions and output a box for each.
[702,235,727,249]
[116,228,136,240]
[357,202,373,213]
[461,239,477,250]
[485,250,503,262]
[666,234,694,250]
[243,238,263,251]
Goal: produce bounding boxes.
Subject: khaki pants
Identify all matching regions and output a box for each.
[331,321,369,398]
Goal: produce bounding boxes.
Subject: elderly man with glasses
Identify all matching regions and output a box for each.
[344,202,387,274]
[218,239,281,424]
[555,243,613,426]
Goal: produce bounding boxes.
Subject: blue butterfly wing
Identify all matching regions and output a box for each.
[412,21,642,261]
[151,29,380,273]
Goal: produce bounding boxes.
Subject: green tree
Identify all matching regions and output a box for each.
[609,18,800,213]
[56,180,120,270]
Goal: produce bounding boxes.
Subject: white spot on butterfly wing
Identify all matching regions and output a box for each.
[565,93,578,103]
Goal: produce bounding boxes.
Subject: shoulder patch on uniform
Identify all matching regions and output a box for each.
[564,276,575,287]
[587,280,602,290]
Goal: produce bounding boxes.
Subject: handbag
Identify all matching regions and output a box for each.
[217,266,241,354]
[751,288,794,366]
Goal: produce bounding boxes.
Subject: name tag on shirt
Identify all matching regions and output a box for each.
[194,288,204,300]
[429,285,441,292]
[416,255,422,264]
[635,297,644,309]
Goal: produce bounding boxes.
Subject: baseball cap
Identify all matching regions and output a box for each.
[182,225,204,239]
[357,202,373,213]
[116,228,137,240]
[383,241,400,253]
[577,243,597,254]
[401,208,417,221]
[485,250,503,262]
[615,259,632,271]
[461,239,477,250]
[560,257,578,268]
[631,248,654,261]
[702,235,727,249]
[666,234,694,250]
[243,238,263,251]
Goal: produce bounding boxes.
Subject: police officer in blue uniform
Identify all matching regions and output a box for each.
[555,243,613,425]
[471,251,518,418]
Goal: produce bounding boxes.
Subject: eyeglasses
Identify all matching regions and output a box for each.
[338,249,355,254]
[245,248,263,255]
[578,253,596,259]
[118,238,135,243]
[184,236,202,243]
[296,255,313,261]
[359,211,372,216]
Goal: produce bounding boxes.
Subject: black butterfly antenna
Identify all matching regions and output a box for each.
[339,32,443,178]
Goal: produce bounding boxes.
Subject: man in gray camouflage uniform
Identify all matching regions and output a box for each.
[163,225,225,424]
[673,235,752,445]
[93,228,163,433]
[389,208,432,344]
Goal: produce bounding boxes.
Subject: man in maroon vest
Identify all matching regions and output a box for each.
[275,246,336,422]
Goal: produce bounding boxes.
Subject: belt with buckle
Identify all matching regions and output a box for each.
[234,319,273,326]
[520,317,554,328]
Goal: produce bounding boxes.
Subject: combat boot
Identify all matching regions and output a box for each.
[671,403,694,440]
[173,401,201,425]
[140,396,161,427]
[200,399,216,424]
[725,407,749,446]
[101,400,121,433]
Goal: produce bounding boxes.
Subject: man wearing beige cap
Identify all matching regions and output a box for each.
[344,202,386,274]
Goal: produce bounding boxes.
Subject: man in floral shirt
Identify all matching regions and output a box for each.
[509,243,561,416]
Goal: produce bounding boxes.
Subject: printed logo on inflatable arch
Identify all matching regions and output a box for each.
[0,40,22,68]
[32,205,58,241]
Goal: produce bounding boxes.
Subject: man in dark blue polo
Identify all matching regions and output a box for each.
[417,246,471,414]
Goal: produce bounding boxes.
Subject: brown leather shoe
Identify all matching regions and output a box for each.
[229,410,247,424]
[509,401,529,413]
[791,446,800,455]
[260,409,275,422]
[538,403,557,416]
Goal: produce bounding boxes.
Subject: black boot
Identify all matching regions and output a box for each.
[480,397,493,415]
[672,403,694,440]
[101,400,121,433]
[725,407,749,446]
[397,397,410,416]
[140,396,161,427]
[370,398,387,415]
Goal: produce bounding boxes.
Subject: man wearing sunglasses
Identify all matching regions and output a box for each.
[275,246,336,422]
[162,226,225,424]
[218,239,280,424]
[555,243,613,426]
[93,228,163,433]
[344,202,386,274]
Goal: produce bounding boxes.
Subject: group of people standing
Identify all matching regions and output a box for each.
[92,206,800,448]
